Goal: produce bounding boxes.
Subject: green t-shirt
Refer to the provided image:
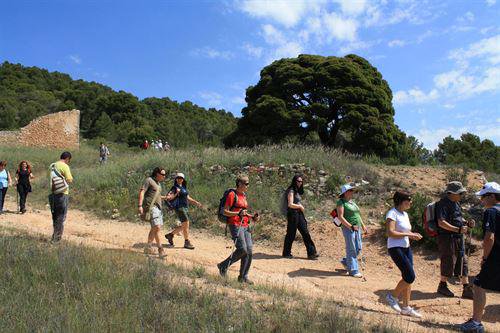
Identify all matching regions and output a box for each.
[49,161,73,195]
[336,199,362,227]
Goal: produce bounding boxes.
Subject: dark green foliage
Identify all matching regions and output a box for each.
[225,54,406,158]
[407,193,437,249]
[435,133,499,173]
[0,62,237,147]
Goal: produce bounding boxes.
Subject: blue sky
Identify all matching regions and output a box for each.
[1,0,499,149]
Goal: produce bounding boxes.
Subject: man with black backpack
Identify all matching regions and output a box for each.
[435,181,475,299]
[48,152,73,242]
[459,182,500,333]
[217,174,260,284]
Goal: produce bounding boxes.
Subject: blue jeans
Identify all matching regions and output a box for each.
[0,187,7,212]
[219,224,253,279]
[341,226,362,275]
[49,193,69,241]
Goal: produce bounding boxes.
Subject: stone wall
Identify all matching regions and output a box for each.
[0,110,80,149]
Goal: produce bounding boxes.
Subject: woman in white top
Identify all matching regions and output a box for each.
[385,190,423,318]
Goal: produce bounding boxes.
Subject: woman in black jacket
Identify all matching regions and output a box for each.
[282,174,318,260]
[15,160,34,214]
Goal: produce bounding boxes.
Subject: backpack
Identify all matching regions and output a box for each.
[218,189,240,223]
[280,189,290,216]
[330,208,342,227]
[165,186,180,211]
[423,202,438,237]
[50,163,68,194]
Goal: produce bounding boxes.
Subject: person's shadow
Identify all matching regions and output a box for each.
[483,304,500,323]
[253,252,309,260]
[287,268,347,279]
[374,289,438,303]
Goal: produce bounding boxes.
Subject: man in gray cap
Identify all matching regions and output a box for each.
[435,181,475,299]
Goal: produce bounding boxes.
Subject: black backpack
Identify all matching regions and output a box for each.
[218,189,242,223]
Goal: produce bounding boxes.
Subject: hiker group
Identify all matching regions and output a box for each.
[7,148,498,332]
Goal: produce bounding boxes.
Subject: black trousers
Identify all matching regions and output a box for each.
[283,210,317,257]
[17,184,30,212]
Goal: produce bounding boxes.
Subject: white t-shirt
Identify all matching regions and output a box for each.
[386,208,412,249]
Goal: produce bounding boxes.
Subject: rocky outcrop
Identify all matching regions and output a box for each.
[0,110,80,149]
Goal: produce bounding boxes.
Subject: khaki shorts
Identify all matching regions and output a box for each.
[150,206,164,227]
[175,207,190,223]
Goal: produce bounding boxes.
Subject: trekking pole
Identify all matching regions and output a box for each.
[359,231,367,282]
[16,186,19,213]
[224,213,244,272]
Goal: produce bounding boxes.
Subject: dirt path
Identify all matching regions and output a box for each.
[1,199,498,332]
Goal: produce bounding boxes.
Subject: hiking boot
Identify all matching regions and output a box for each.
[340,258,348,270]
[217,262,227,277]
[437,281,454,297]
[238,276,254,285]
[462,284,474,300]
[158,247,166,259]
[184,240,195,250]
[165,233,174,246]
[385,293,402,313]
[458,319,484,332]
[401,306,422,318]
[307,253,319,260]
[144,245,154,255]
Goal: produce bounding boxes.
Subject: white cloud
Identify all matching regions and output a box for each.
[199,91,223,107]
[241,43,263,58]
[393,88,439,105]
[450,34,500,66]
[69,55,81,64]
[486,0,496,6]
[322,12,358,42]
[190,47,234,60]
[261,24,286,45]
[239,0,320,27]
[334,0,367,16]
[387,39,406,47]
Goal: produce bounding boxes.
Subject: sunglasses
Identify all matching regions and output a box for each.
[296,180,303,183]
[160,173,166,176]
[243,182,250,186]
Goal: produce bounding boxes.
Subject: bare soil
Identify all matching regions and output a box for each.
[0,166,498,332]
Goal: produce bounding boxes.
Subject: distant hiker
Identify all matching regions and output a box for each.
[164,173,203,250]
[141,140,149,150]
[436,181,475,299]
[15,161,34,214]
[0,161,12,213]
[337,183,367,278]
[138,167,167,258]
[48,152,73,242]
[163,141,171,151]
[217,174,260,284]
[459,182,500,333]
[282,174,318,259]
[385,190,423,318]
[99,142,110,164]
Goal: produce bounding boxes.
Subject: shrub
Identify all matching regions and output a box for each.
[445,166,469,187]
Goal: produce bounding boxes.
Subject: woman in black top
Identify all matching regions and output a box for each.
[282,174,318,259]
[15,161,34,214]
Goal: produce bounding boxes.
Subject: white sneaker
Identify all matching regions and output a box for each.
[401,306,422,318]
[385,293,402,313]
[351,272,363,278]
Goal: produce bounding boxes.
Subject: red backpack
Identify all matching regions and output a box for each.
[423,202,438,237]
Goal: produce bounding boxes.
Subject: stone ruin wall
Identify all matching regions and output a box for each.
[0,110,80,149]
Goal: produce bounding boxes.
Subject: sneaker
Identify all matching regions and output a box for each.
[282,254,293,259]
[238,276,254,285]
[458,319,484,332]
[307,253,319,260]
[184,240,195,250]
[158,247,166,259]
[385,293,402,313]
[401,306,422,318]
[165,233,174,246]
[217,262,227,277]
[462,284,474,300]
[437,281,454,297]
[340,258,348,270]
[351,272,363,278]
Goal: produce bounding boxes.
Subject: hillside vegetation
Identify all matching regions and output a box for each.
[0,62,236,147]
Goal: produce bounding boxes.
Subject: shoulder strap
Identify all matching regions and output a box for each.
[229,189,238,210]
[51,163,65,180]
[149,184,162,213]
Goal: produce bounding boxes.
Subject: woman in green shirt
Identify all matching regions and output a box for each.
[337,183,367,278]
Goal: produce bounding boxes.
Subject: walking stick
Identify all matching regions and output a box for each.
[16,185,19,213]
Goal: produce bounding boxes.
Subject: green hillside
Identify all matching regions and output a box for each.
[0,62,237,147]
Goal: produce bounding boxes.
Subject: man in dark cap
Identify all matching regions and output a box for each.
[435,181,475,299]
